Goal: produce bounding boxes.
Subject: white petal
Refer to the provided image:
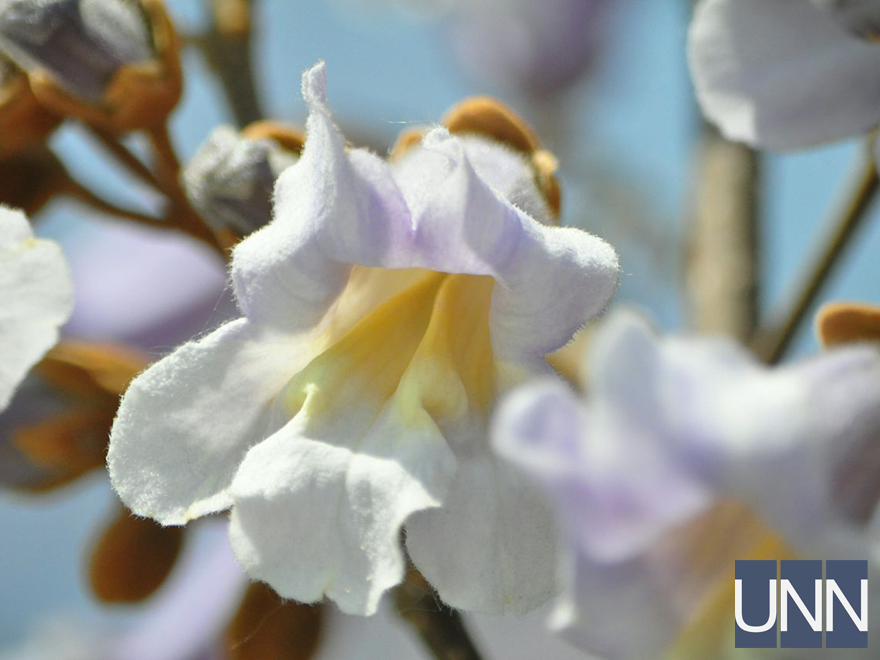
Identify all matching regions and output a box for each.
[0,208,72,411]
[235,64,617,364]
[108,319,306,524]
[230,63,412,332]
[689,0,880,148]
[228,398,456,615]
[394,132,619,363]
[406,454,559,614]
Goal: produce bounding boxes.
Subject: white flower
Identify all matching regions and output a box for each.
[107,62,619,616]
[0,206,73,412]
[689,0,880,150]
[494,309,880,659]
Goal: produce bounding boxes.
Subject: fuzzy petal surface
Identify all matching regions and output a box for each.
[0,207,72,411]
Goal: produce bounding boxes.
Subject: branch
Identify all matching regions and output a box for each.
[198,0,264,128]
[395,570,485,660]
[685,122,761,341]
[752,144,879,364]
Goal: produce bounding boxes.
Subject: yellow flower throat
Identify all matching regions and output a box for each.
[283,269,497,427]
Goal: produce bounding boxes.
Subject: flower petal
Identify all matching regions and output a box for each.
[108,319,306,524]
[405,454,559,614]
[228,398,456,615]
[494,313,713,563]
[689,0,880,148]
[0,207,72,411]
[394,131,618,363]
[230,62,412,333]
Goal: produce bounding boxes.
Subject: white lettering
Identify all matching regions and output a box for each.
[735,579,777,633]
[826,579,868,632]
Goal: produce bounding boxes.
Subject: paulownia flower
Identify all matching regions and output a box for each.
[689,0,880,150]
[108,62,619,615]
[494,309,880,659]
[0,206,72,412]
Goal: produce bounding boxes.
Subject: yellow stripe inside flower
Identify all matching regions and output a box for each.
[669,502,796,660]
[282,269,496,429]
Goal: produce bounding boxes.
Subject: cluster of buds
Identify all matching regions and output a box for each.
[0,0,181,152]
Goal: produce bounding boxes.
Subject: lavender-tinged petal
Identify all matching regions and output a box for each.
[394,131,618,364]
[689,0,880,149]
[230,63,413,333]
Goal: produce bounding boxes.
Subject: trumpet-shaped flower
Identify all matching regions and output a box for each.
[108,62,619,615]
[494,309,880,659]
[0,206,72,412]
[689,0,880,150]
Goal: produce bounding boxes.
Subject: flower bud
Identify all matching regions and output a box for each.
[0,0,182,132]
[184,121,303,239]
[0,54,60,157]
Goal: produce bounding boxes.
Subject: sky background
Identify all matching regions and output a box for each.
[1,0,877,656]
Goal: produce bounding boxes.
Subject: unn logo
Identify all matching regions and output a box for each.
[734,560,868,649]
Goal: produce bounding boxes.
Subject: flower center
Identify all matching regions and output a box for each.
[281,269,497,432]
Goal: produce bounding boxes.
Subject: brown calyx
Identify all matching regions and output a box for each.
[27,0,183,133]
[242,120,306,154]
[816,302,880,348]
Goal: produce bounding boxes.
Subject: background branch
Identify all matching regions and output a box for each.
[199,0,265,128]
[685,122,761,340]
[752,145,879,364]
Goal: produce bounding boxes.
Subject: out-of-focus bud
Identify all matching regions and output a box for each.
[0,55,60,157]
[184,120,303,240]
[817,301,880,348]
[0,0,182,132]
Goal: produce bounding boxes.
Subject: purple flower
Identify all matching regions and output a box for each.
[494,309,880,658]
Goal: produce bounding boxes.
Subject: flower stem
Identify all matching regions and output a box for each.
[395,570,485,660]
[752,144,879,364]
[85,123,228,258]
[65,179,169,230]
[199,0,264,128]
[86,125,166,195]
